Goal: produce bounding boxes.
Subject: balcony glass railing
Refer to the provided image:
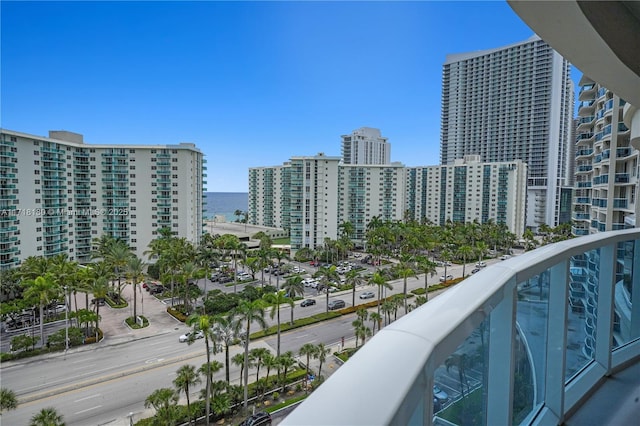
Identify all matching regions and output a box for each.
[283,230,640,426]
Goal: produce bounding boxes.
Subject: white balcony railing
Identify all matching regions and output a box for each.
[283,229,640,425]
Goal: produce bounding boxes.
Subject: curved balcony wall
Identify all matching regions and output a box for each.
[283,230,640,425]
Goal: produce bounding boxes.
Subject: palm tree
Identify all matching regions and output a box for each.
[180,261,200,313]
[369,271,392,316]
[186,312,214,424]
[446,353,471,399]
[396,258,417,312]
[263,290,293,357]
[315,265,339,314]
[232,299,267,411]
[174,364,201,425]
[0,387,18,413]
[22,274,60,343]
[87,275,108,336]
[262,352,278,395]
[249,347,270,382]
[369,311,383,334]
[272,249,289,290]
[456,245,474,277]
[126,256,146,321]
[277,351,296,392]
[281,275,304,325]
[314,343,331,377]
[231,353,246,386]
[104,240,132,301]
[144,388,179,425]
[415,256,437,302]
[212,314,237,383]
[299,343,317,392]
[29,407,64,426]
[345,269,365,307]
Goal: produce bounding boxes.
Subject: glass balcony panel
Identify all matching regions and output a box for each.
[566,249,599,381]
[614,240,637,349]
[432,319,489,425]
[515,270,549,421]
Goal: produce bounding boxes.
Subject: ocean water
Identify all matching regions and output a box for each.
[205,192,248,221]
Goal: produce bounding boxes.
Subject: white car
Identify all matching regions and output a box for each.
[179,330,204,343]
[359,291,375,299]
[500,255,511,260]
[476,261,487,268]
[439,275,454,282]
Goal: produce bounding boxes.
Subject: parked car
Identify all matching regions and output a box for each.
[179,330,204,343]
[359,291,375,299]
[239,411,272,426]
[476,261,487,268]
[500,255,511,260]
[433,385,448,401]
[328,299,346,310]
[439,275,454,282]
[300,299,316,307]
[219,276,233,283]
[91,298,106,306]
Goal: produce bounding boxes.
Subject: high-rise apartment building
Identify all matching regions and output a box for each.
[0,129,206,268]
[248,164,290,230]
[289,154,341,251]
[572,79,635,236]
[441,35,574,231]
[337,162,406,246]
[341,127,391,165]
[406,156,528,237]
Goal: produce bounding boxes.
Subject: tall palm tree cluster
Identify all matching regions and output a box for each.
[145,302,317,426]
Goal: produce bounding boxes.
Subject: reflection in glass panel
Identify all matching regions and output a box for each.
[514,269,549,422]
[613,240,635,348]
[433,319,489,425]
[566,248,598,380]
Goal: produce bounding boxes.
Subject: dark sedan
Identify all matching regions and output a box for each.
[300,299,316,307]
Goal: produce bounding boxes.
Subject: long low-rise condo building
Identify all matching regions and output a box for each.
[249,154,527,251]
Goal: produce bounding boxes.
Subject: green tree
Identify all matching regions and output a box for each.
[281,275,305,325]
[249,347,270,383]
[232,299,267,411]
[29,407,65,426]
[299,343,318,392]
[126,256,146,321]
[315,265,339,314]
[173,364,201,426]
[186,312,214,424]
[369,311,383,334]
[0,387,18,414]
[456,245,474,277]
[314,343,331,377]
[276,351,296,393]
[345,270,365,308]
[396,258,417,312]
[22,274,60,344]
[263,290,293,357]
[144,388,179,425]
[369,271,392,316]
[415,256,437,302]
[231,352,246,386]
[212,314,237,383]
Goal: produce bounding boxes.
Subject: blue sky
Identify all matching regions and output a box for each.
[1,1,578,192]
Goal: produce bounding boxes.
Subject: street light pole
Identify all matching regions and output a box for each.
[64,285,69,354]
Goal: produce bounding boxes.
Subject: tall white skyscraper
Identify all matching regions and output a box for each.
[341,127,391,165]
[440,35,574,230]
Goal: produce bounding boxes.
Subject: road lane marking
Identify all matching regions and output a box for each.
[74,405,102,415]
[74,394,100,402]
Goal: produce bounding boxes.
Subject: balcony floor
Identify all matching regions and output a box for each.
[565,359,640,425]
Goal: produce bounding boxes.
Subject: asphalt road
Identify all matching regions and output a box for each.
[1,256,501,425]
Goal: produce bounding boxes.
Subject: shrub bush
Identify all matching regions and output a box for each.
[250,312,341,339]
[167,307,187,322]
